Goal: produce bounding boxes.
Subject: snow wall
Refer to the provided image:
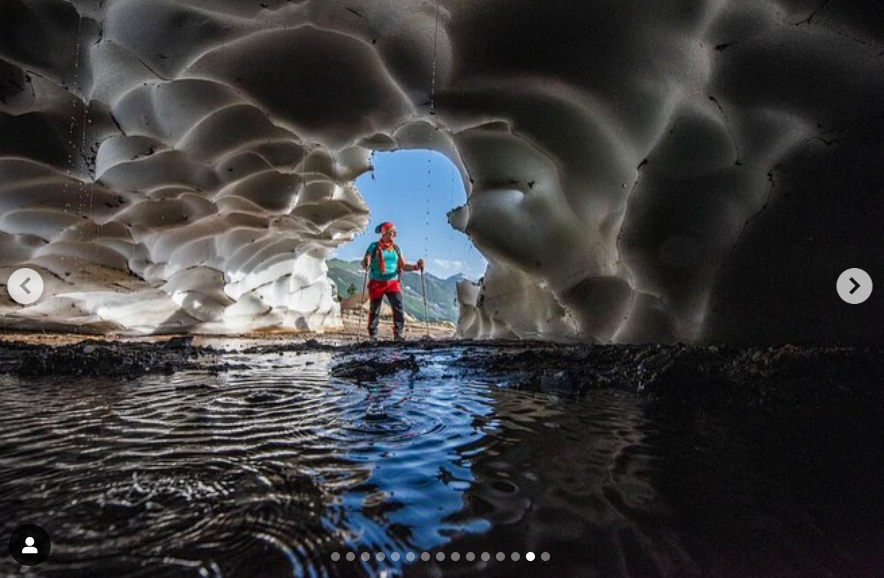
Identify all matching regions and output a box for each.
[1,0,882,343]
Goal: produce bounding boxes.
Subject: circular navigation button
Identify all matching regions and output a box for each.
[7,268,44,305]
[8,524,51,566]
[837,268,872,305]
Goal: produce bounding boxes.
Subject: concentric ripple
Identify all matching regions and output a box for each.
[2,345,883,578]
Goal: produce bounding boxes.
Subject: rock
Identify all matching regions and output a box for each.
[331,353,420,383]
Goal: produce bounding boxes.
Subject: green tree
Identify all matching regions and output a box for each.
[347,283,357,297]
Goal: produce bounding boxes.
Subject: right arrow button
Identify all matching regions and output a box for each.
[838,269,873,304]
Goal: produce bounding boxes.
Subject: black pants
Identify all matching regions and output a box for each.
[368,291,404,337]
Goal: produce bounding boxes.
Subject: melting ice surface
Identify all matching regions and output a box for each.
[1,345,883,577]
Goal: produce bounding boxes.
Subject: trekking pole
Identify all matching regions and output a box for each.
[420,266,430,338]
[357,263,369,340]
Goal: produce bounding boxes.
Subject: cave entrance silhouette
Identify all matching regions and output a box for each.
[333,149,486,328]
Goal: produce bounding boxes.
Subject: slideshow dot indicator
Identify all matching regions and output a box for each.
[331,550,550,564]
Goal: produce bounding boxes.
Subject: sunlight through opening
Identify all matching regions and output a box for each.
[331,150,486,324]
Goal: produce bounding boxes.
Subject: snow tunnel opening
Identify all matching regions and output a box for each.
[332,148,487,329]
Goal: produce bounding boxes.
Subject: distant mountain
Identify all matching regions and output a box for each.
[327,258,465,323]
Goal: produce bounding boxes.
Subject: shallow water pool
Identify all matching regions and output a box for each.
[1,345,882,577]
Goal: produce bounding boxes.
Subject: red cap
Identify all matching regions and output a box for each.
[375,222,395,234]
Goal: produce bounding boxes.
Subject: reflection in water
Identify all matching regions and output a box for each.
[320,349,493,569]
[1,346,882,577]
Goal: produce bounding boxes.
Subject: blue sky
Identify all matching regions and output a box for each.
[333,150,487,280]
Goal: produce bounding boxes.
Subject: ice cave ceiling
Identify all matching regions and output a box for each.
[0,0,882,343]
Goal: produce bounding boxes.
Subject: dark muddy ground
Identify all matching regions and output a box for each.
[3,337,882,410]
[451,342,884,410]
[0,337,247,380]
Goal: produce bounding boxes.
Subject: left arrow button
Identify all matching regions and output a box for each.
[7,268,44,305]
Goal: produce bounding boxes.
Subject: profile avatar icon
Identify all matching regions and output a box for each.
[8,524,51,566]
[22,537,39,554]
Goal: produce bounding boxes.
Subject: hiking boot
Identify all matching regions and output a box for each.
[393,334,405,342]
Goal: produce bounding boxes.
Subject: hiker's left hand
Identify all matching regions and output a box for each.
[416,259,424,271]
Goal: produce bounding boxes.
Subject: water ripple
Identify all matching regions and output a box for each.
[1,346,882,577]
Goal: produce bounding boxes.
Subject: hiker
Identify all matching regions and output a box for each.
[361,222,424,340]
